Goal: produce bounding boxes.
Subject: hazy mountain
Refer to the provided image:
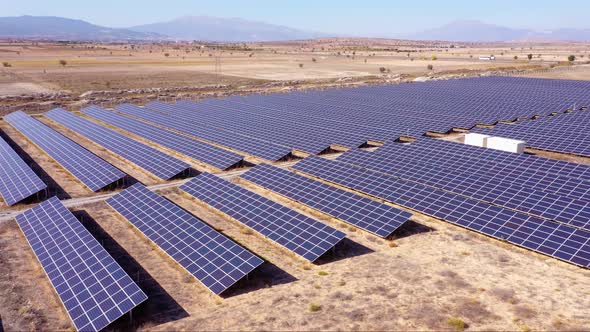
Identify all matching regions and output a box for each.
[408,20,590,42]
[0,15,163,40]
[130,16,328,42]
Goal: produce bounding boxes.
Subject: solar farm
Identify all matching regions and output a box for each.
[0,76,589,331]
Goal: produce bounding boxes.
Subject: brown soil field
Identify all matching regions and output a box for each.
[1,41,589,99]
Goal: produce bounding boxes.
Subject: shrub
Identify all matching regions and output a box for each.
[164,53,170,57]
[568,55,576,62]
[513,56,519,60]
[527,54,533,60]
[379,67,387,73]
[59,59,67,67]
[299,63,304,68]
[309,303,322,312]
[427,64,434,70]
[318,271,329,276]
[431,55,438,60]
[2,62,11,67]
[447,317,466,331]
[311,57,317,62]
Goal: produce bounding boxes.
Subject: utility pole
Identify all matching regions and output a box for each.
[215,54,222,85]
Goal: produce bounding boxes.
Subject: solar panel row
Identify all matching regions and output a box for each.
[4,111,125,192]
[45,109,190,181]
[16,197,147,332]
[107,184,264,295]
[0,134,47,206]
[81,106,245,171]
[293,156,590,268]
[180,172,346,262]
[241,164,413,238]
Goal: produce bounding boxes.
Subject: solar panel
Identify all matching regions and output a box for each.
[241,164,413,237]
[81,105,244,171]
[106,183,264,295]
[179,172,346,262]
[0,134,47,206]
[45,109,190,180]
[15,197,147,331]
[3,111,125,192]
[293,156,590,268]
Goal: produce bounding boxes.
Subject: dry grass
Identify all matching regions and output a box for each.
[447,317,466,331]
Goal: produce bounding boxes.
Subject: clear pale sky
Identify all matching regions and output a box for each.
[3,0,589,36]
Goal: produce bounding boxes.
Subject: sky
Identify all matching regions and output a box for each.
[3,0,589,36]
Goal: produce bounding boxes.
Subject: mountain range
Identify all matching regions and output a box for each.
[408,20,590,42]
[0,16,588,42]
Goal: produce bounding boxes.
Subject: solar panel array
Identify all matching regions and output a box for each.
[473,110,590,156]
[81,106,244,171]
[336,140,590,230]
[114,104,292,161]
[46,108,190,180]
[293,156,590,268]
[16,197,147,332]
[107,184,263,295]
[241,164,413,237]
[4,111,125,192]
[118,76,590,156]
[180,172,346,262]
[0,135,47,206]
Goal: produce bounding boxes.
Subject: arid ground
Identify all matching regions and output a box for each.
[1,39,590,113]
[0,39,589,332]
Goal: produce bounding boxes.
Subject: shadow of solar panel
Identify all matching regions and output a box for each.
[106,183,263,295]
[180,172,346,262]
[293,156,590,268]
[15,197,147,332]
[0,135,47,206]
[3,111,125,192]
[81,105,244,171]
[46,109,190,180]
[241,164,412,238]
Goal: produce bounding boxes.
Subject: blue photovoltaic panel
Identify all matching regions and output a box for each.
[46,109,190,180]
[3,111,125,192]
[293,156,590,268]
[180,172,346,262]
[106,184,263,295]
[241,164,413,237]
[0,135,47,206]
[15,197,147,332]
[81,105,244,171]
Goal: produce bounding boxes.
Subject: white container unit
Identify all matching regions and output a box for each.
[464,133,490,148]
[486,136,527,154]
